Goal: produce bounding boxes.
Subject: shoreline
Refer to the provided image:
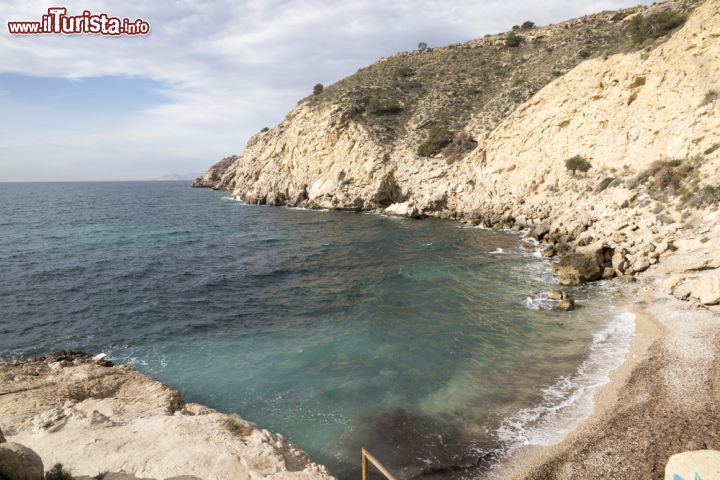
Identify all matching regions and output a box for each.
[505,280,720,479]
[497,286,663,478]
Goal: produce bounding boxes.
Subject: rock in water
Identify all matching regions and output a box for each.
[553,253,602,286]
[665,450,720,480]
[555,297,575,311]
[547,290,564,300]
[690,273,720,305]
[0,443,44,480]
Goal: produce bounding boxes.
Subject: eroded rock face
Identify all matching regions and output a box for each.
[0,442,44,480]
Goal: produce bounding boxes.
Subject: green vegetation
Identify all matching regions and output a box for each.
[260,127,270,132]
[691,185,720,208]
[628,10,687,45]
[313,83,324,95]
[565,155,592,174]
[505,32,523,47]
[417,127,454,157]
[224,414,253,437]
[521,21,536,30]
[596,176,621,192]
[46,464,74,480]
[366,96,403,115]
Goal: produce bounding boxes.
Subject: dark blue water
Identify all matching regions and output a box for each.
[0,182,633,479]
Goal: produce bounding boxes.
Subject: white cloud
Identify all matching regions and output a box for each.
[0,0,653,181]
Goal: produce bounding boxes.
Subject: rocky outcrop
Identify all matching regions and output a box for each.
[191,156,237,188]
[0,353,332,480]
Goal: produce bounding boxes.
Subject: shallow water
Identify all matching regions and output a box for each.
[0,181,632,479]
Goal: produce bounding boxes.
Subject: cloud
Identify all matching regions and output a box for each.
[0,0,653,181]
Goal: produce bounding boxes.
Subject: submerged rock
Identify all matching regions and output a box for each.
[547,290,564,300]
[0,443,44,480]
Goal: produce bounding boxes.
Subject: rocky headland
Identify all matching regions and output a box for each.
[0,352,332,480]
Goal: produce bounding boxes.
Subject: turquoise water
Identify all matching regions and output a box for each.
[0,182,633,479]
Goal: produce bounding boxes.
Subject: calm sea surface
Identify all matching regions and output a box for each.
[0,181,633,479]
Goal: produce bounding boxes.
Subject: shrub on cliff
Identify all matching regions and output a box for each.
[565,155,591,174]
[224,414,253,437]
[505,32,523,47]
[366,96,403,115]
[691,185,720,208]
[628,10,686,44]
[46,464,74,480]
[521,21,536,30]
[441,132,478,164]
[313,83,324,95]
[418,127,454,157]
[632,159,695,192]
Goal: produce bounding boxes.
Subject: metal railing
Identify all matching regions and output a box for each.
[361,448,397,480]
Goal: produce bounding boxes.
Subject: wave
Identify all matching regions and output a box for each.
[495,309,635,454]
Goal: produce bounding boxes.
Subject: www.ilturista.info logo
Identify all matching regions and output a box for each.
[7,8,150,35]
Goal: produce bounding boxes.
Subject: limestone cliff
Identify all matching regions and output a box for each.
[197,0,720,302]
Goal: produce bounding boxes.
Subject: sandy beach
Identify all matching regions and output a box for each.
[504,277,720,479]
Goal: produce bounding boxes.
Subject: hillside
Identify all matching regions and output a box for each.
[194,0,719,301]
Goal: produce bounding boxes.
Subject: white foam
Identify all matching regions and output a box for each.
[490,247,506,255]
[496,309,636,452]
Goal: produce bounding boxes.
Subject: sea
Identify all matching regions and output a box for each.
[0,181,634,479]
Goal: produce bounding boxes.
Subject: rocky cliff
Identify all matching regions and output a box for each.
[0,353,332,480]
[196,0,720,303]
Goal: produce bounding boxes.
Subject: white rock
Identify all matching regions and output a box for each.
[691,273,720,305]
[665,450,720,480]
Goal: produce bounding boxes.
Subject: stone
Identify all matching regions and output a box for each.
[547,290,564,300]
[602,267,615,279]
[541,246,555,257]
[555,297,575,311]
[384,201,423,219]
[612,250,628,276]
[673,281,693,301]
[665,450,720,480]
[553,253,602,285]
[631,257,651,274]
[663,274,683,295]
[0,443,44,480]
[0,425,5,443]
[690,274,720,306]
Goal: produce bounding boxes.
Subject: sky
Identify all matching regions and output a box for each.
[0,0,654,182]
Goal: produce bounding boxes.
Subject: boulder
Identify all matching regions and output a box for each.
[553,253,602,285]
[384,201,423,219]
[547,290,564,300]
[555,297,575,311]
[663,274,683,295]
[690,273,720,305]
[665,449,720,480]
[0,443,44,480]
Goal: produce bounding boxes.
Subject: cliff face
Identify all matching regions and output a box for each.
[197,0,720,299]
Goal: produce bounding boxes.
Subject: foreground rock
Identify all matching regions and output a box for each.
[665,450,720,480]
[0,443,44,480]
[0,353,332,480]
